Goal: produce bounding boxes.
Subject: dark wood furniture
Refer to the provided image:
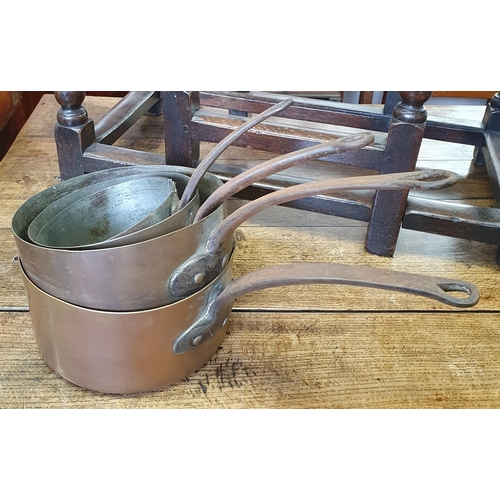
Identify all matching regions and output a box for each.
[0,92,130,161]
[0,91,27,161]
[53,91,500,259]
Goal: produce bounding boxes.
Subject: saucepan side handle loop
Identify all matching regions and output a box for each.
[172,262,479,354]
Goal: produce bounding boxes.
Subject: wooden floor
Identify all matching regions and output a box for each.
[1,95,500,408]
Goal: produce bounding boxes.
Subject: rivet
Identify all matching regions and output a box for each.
[191,335,204,346]
[12,255,19,262]
[222,317,228,326]
[194,273,205,284]
[221,254,229,268]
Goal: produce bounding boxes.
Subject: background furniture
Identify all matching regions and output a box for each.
[0,91,129,162]
[53,90,500,259]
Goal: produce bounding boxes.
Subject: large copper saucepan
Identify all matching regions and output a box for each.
[21,253,479,394]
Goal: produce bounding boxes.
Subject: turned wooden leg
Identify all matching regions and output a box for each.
[54,91,95,180]
[474,93,500,190]
[163,91,200,167]
[365,91,432,257]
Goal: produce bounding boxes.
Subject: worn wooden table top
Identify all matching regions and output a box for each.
[1,95,499,408]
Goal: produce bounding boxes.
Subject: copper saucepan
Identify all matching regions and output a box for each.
[25,98,295,251]
[12,165,224,309]
[14,165,208,248]
[28,175,181,249]
[14,164,456,311]
[12,131,376,311]
[21,254,479,394]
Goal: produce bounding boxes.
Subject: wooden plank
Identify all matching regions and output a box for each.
[2,311,500,408]
[199,91,485,146]
[403,196,500,245]
[228,225,498,312]
[192,109,385,170]
[94,91,159,145]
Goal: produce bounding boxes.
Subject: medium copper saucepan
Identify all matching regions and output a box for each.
[21,253,479,394]
[12,131,376,310]
[14,164,457,311]
[12,165,223,309]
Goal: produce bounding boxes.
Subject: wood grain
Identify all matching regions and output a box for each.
[1,94,500,408]
[2,311,500,408]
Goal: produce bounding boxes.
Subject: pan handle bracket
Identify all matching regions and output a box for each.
[173,283,229,355]
[169,249,231,300]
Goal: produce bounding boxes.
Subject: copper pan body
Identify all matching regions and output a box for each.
[27,171,196,250]
[12,165,225,311]
[21,260,233,394]
[21,254,479,395]
[31,175,179,249]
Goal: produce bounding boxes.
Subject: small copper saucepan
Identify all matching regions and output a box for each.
[28,174,181,249]
[21,252,479,394]
[24,98,296,251]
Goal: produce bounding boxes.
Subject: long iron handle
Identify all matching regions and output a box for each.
[173,261,479,354]
[169,168,459,300]
[206,168,458,254]
[178,98,294,209]
[194,132,375,221]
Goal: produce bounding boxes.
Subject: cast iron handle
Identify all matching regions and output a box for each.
[173,262,480,354]
[194,132,376,221]
[207,168,458,252]
[179,98,295,209]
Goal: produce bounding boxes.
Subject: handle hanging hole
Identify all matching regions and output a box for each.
[437,282,473,297]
